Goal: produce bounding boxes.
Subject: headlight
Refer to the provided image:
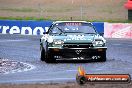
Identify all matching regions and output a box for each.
[53,40,64,45]
[93,40,104,46]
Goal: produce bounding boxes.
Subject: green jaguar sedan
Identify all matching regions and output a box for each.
[40,21,107,63]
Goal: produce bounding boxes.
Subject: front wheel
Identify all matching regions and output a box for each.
[100,51,106,62]
[45,51,56,63]
[40,48,45,61]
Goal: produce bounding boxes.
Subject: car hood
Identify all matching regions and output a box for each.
[48,34,97,43]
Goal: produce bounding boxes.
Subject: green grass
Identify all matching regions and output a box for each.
[0,7,75,13]
[0,16,132,23]
[0,8,38,12]
[0,17,51,21]
[88,19,132,23]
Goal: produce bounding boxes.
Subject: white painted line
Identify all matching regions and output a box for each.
[31,77,75,81]
[96,69,104,71]
[0,77,75,83]
[0,39,29,42]
[112,44,122,46]
[15,77,75,82]
[128,45,132,47]
[112,43,132,47]
[66,70,77,72]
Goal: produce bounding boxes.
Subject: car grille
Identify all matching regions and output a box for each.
[63,43,93,48]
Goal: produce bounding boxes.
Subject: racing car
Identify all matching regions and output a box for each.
[40,21,107,63]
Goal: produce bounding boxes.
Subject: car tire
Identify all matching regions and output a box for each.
[40,48,45,61]
[100,51,106,62]
[45,52,56,63]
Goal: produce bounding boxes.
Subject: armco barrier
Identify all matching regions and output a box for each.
[104,22,132,38]
[0,20,104,35]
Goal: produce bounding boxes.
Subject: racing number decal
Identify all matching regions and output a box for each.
[92,56,101,59]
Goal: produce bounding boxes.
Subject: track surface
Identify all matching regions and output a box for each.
[0,34,132,84]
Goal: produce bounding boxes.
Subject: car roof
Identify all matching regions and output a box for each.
[53,21,92,24]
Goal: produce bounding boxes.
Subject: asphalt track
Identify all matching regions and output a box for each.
[0,34,132,84]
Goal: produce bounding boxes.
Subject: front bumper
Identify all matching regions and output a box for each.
[48,47,107,60]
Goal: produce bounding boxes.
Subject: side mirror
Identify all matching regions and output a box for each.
[99,33,104,36]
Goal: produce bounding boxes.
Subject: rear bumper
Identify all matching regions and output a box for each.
[48,47,107,60]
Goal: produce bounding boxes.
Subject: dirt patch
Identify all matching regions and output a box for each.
[0,82,132,88]
[0,58,35,74]
[0,0,127,20]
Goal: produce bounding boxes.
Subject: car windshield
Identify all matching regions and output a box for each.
[49,22,96,34]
